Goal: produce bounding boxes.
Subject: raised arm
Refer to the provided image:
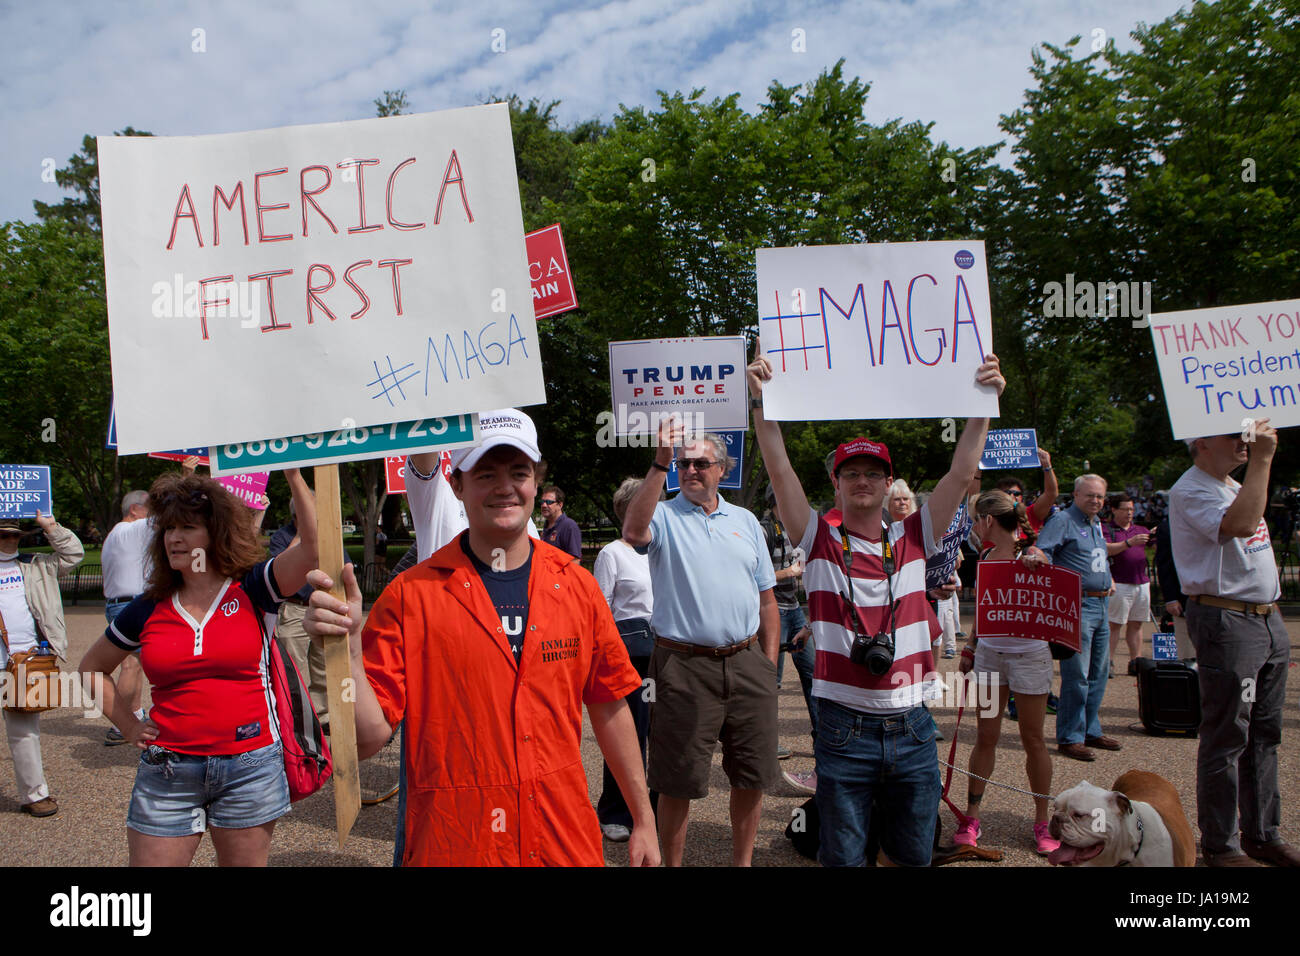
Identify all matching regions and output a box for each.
[33,511,83,572]
[746,346,812,546]
[1220,419,1277,538]
[623,416,683,548]
[1029,448,1058,525]
[271,469,318,597]
[928,354,1006,537]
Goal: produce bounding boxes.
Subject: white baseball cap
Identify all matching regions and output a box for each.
[449,409,541,472]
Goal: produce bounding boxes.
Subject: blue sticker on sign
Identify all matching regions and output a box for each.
[954,249,975,270]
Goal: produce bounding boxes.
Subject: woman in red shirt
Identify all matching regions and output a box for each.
[80,471,316,866]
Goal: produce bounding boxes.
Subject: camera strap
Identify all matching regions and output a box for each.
[837,520,898,639]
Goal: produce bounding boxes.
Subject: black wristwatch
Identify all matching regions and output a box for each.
[750,396,763,411]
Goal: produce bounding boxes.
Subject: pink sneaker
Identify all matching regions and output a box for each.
[1034,821,1060,856]
[953,817,980,846]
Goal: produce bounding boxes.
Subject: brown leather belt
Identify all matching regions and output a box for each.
[1084,590,1110,598]
[655,635,757,657]
[1190,595,1279,616]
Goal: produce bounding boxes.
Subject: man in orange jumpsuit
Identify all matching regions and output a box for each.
[305,410,659,866]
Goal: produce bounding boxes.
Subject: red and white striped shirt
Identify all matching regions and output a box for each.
[797,505,939,714]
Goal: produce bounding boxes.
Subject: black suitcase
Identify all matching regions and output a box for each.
[1135,657,1200,737]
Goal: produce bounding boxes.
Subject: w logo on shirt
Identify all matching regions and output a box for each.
[220,599,240,617]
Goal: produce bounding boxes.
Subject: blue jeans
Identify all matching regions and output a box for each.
[597,619,653,829]
[1056,596,1111,745]
[777,605,818,739]
[814,699,940,867]
[105,599,133,624]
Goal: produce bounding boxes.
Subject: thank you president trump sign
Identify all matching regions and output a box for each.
[1149,298,1300,439]
[99,104,546,454]
[754,241,999,421]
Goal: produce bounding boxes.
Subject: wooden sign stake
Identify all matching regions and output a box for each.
[314,464,360,847]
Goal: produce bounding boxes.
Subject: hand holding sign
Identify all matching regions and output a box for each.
[747,337,773,400]
[656,413,687,451]
[34,510,56,533]
[976,353,1006,397]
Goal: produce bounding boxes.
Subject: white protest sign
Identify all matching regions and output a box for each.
[99,104,545,455]
[607,337,747,435]
[1149,299,1300,439]
[754,241,998,420]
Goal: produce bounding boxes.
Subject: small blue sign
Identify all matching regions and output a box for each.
[666,430,744,492]
[0,465,53,518]
[979,428,1040,471]
[954,249,975,270]
[1152,632,1179,661]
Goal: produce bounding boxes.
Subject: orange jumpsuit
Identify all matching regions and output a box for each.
[363,536,642,865]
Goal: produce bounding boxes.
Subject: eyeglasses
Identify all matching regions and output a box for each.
[540,499,557,505]
[676,458,717,472]
[838,469,888,483]
[1009,490,1024,498]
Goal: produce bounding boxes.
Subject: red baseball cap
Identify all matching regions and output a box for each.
[832,438,892,476]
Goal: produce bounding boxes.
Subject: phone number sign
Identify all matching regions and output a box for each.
[209,415,478,476]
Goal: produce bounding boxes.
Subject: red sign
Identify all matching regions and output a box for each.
[148,450,210,466]
[975,560,1081,652]
[525,224,578,319]
[385,456,406,495]
[385,451,452,495]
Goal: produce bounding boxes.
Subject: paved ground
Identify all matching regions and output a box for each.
[2,606,1296,867]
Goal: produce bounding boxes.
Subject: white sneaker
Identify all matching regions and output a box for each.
[600,823,631,842]
[782,770,817,795]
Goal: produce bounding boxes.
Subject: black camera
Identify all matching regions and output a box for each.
[849,629,895,675]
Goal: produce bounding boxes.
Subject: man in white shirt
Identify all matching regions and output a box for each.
[0,513,83,817]
[99,491,151,745]
[1171,418,1297,867]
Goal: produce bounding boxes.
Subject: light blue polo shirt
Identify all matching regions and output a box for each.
[643,492,776,646]
[1037,503,1113,594]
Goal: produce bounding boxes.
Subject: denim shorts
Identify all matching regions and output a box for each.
[127,741,290,837]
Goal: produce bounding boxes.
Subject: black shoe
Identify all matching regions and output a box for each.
[104,728,127,746]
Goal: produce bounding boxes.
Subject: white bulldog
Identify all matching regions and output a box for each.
[1048,771,1194,867]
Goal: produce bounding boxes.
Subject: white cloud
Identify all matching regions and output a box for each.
[1,0,1191,224]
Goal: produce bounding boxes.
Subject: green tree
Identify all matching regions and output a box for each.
[32,128,152,234]
[988,0,1300,487]
[545,62,998,518]
[0,219,157,532]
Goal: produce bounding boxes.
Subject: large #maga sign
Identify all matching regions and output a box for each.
[1149,298,1300,439]
[99,104,545,455]
[975,560,1081,653]
[754,241,999,420]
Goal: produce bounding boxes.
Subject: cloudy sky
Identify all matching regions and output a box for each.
[2,0,1191,226]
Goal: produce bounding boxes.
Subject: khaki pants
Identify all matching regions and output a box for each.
[3,710,48,804]
[277,602,329,726]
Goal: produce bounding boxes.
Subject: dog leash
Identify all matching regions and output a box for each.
[939,704,1054,806]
